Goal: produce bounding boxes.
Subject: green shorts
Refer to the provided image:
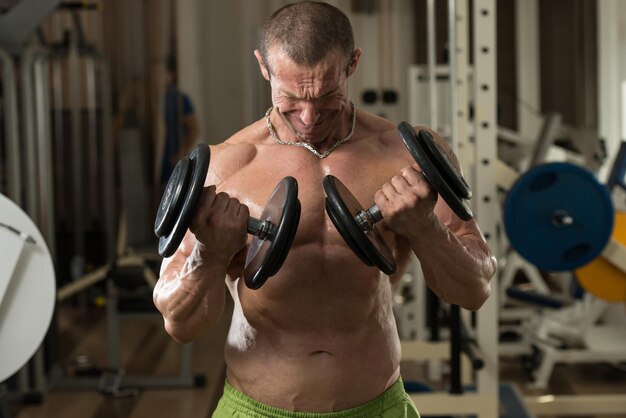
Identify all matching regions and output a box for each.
[212,378,420,418]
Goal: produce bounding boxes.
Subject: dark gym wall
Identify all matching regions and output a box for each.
[539,0,597,128]
[411,0,518,131]
[410,0,600,132]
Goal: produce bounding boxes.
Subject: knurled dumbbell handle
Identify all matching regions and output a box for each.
[355,204,383,231]
[247,217,278,240]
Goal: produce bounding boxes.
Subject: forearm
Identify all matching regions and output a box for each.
[410,220,497,311]
[154,242,227,343]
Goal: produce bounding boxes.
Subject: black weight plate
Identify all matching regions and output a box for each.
[423,132,471,199]
[269,199,301,277]
[504,162,614,271]
[398,122,472,200]
[154,157,191,237]
[158,144,210,257]
[419,129,471,200]
[325,198,372,266]
[244,177,300,290]
[397,122,473,221]
[323,175,396,275]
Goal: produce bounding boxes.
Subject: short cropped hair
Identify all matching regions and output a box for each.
[259,1,355,73]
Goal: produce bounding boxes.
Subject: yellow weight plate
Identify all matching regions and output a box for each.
[576,212,626,302]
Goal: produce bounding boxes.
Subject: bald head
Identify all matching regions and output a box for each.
[258,1,355,74]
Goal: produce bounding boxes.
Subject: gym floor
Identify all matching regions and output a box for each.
[8,296,626,418]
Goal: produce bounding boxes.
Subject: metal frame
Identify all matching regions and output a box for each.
[597,0,622,182]
[455,0,472,176]
[67,31,86,280]
[0,0,61,54]
[448,0,458,153]
[515,0,541,144]
[106,280,198,390]
[16,46,54,397]
[403,1,500,416]
[0,49,21,204]
[531,336,626,390]
[472,1,499,416]
[47,30,117,265]
[20,46,48,224]
[2,7,119,403]
[33,54,55,256]
[17,44,56,254]
[393,258,427,342]
[426,0,438,132]
[524,394,626,416]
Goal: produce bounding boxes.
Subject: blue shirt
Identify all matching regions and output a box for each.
[161,85,194,184]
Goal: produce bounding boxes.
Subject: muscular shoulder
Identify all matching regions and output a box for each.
[357,110,395,136]
[206,119,267,186]
[357,111,412,162]
[355,110,396,149]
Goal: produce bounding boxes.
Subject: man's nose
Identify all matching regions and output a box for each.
[299,102,321,126]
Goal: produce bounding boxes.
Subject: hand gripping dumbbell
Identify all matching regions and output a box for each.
[323,122,472,275]
[154,144,301,289]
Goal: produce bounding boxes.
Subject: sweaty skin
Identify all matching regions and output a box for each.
[154,47,496,413]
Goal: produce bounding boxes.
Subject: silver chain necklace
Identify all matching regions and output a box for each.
[265,101,357,159]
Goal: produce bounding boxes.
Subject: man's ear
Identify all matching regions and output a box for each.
[254,49,271,81]
[347,48,362,76]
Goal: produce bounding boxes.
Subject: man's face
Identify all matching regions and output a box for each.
[263,47,353,144]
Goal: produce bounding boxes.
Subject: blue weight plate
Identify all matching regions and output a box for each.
[504,162,614,271]
[158,144,210,257]
[244,177,301,289]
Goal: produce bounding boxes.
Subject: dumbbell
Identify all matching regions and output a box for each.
[154,144,301,289]
[323,122,472,274]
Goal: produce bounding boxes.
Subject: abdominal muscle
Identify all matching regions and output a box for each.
[223,240,403,412]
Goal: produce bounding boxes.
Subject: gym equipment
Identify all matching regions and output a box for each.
[504,152,626,397]
[154,144,301,290]
[0,0,61,54]
[504,162,614,272]
[154,144,210,257]
[1,5,116,402]
[52,126,204,394]
[576,212,626,302]
[0,193,56,383]
[323,122,472,274]
[607,142,626,191]
[574,143,626,301]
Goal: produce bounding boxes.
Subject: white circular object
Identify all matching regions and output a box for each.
[0,194,56,382]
